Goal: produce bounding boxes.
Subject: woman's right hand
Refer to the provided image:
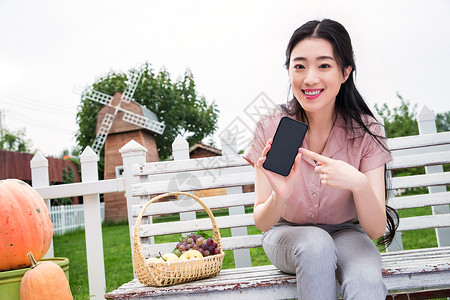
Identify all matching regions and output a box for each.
[255,138,303,203]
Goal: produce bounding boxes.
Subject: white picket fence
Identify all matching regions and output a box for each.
[50,203,105,235]
[28,105,449,300]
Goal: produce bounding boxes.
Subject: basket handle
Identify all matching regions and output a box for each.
[133,192,223,260]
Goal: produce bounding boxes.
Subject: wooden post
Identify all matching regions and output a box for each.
[30,151,54,258]
[221,131,252,268]
[172,135,196,235]
[119,139,148,276]
[416,105,450,247]
[80,146,106,300]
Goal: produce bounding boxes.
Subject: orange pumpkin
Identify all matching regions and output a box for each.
[20,252,73,300]
[0,179,53,271]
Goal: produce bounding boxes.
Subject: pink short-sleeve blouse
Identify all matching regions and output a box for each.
[243,107,393,225]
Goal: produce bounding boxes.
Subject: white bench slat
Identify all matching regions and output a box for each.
[382,253,450,264]
[137,164,253,187]
[388,191,450,210]
[383,272,450,293]
[387,151,450,170]
[134,155,249,176]
[142,235,263,258]
[387,132,450,151]
[383,258,450,275]
[138,214,450,256]
[132,192,255,217]
[138,213,255,237]
[397,213,450,232]
[380,246,450,258]
[390,172,450,190]
[132,182,449,217]
[139,212,450,256]
[132,170,255,196]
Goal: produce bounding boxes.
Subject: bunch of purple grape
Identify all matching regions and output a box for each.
[173,233,221,257]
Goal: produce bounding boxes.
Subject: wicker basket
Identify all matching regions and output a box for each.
[133,192,225,287]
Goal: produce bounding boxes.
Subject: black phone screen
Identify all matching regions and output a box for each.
[263,117,308,176]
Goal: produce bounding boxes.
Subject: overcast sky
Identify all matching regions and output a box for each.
[0,0,449,157]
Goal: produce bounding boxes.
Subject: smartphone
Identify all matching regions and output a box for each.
[263,117,308,176]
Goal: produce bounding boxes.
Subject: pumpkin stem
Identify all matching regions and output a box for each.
[27,252,38,269]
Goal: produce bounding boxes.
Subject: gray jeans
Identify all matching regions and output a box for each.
[262,218,387,300]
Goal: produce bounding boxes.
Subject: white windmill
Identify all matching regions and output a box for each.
[77,64,165,154]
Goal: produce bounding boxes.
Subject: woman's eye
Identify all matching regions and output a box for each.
[319,64,330,69]
[293,64,305,69]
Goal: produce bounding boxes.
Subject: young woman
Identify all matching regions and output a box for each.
[243,19,398,299]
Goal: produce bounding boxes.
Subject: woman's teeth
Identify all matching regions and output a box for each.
[303,89,322,96]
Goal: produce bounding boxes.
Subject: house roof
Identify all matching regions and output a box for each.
[189,143,222,155]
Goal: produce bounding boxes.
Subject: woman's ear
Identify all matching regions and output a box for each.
[342,66,352,83]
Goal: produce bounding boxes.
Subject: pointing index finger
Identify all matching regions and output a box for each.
[300,148,331,164]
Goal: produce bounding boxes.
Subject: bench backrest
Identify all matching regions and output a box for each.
[123,131,450,266]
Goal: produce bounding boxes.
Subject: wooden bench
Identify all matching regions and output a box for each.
[105,131,450,299]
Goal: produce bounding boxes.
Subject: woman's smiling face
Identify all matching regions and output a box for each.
[288,38,351,116]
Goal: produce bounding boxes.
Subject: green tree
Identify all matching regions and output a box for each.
[374,93,419,138]
[76,63,219,175]
[52,165,77,206]
[60,147,80,159]
[0,128,32,152]
[436,111,450,132]
[375,94,450,176]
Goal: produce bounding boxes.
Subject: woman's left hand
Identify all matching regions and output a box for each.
[300,148,367,192]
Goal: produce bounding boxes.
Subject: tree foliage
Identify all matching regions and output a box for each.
[0,128,32,153]
[436,111,450,132]
[75,63,219,164]
[375,93,450,138]
[52,165,77,206]
[374,93,450,177]
[374,93,419,138]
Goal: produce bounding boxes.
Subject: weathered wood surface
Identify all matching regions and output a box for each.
[105,247,450,299]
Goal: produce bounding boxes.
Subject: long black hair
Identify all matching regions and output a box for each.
[282,19,398,247]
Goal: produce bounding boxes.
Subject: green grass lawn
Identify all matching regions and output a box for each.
[54,221,134,299]
[54,205,440,300]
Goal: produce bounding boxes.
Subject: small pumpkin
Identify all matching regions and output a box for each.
[20,252,73,300]
[0,179,53,271]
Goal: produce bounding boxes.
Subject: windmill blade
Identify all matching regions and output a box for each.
[92,113,116,154]
[121,65,145,103]
[122,110,165,135]
[83,88,114,106]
